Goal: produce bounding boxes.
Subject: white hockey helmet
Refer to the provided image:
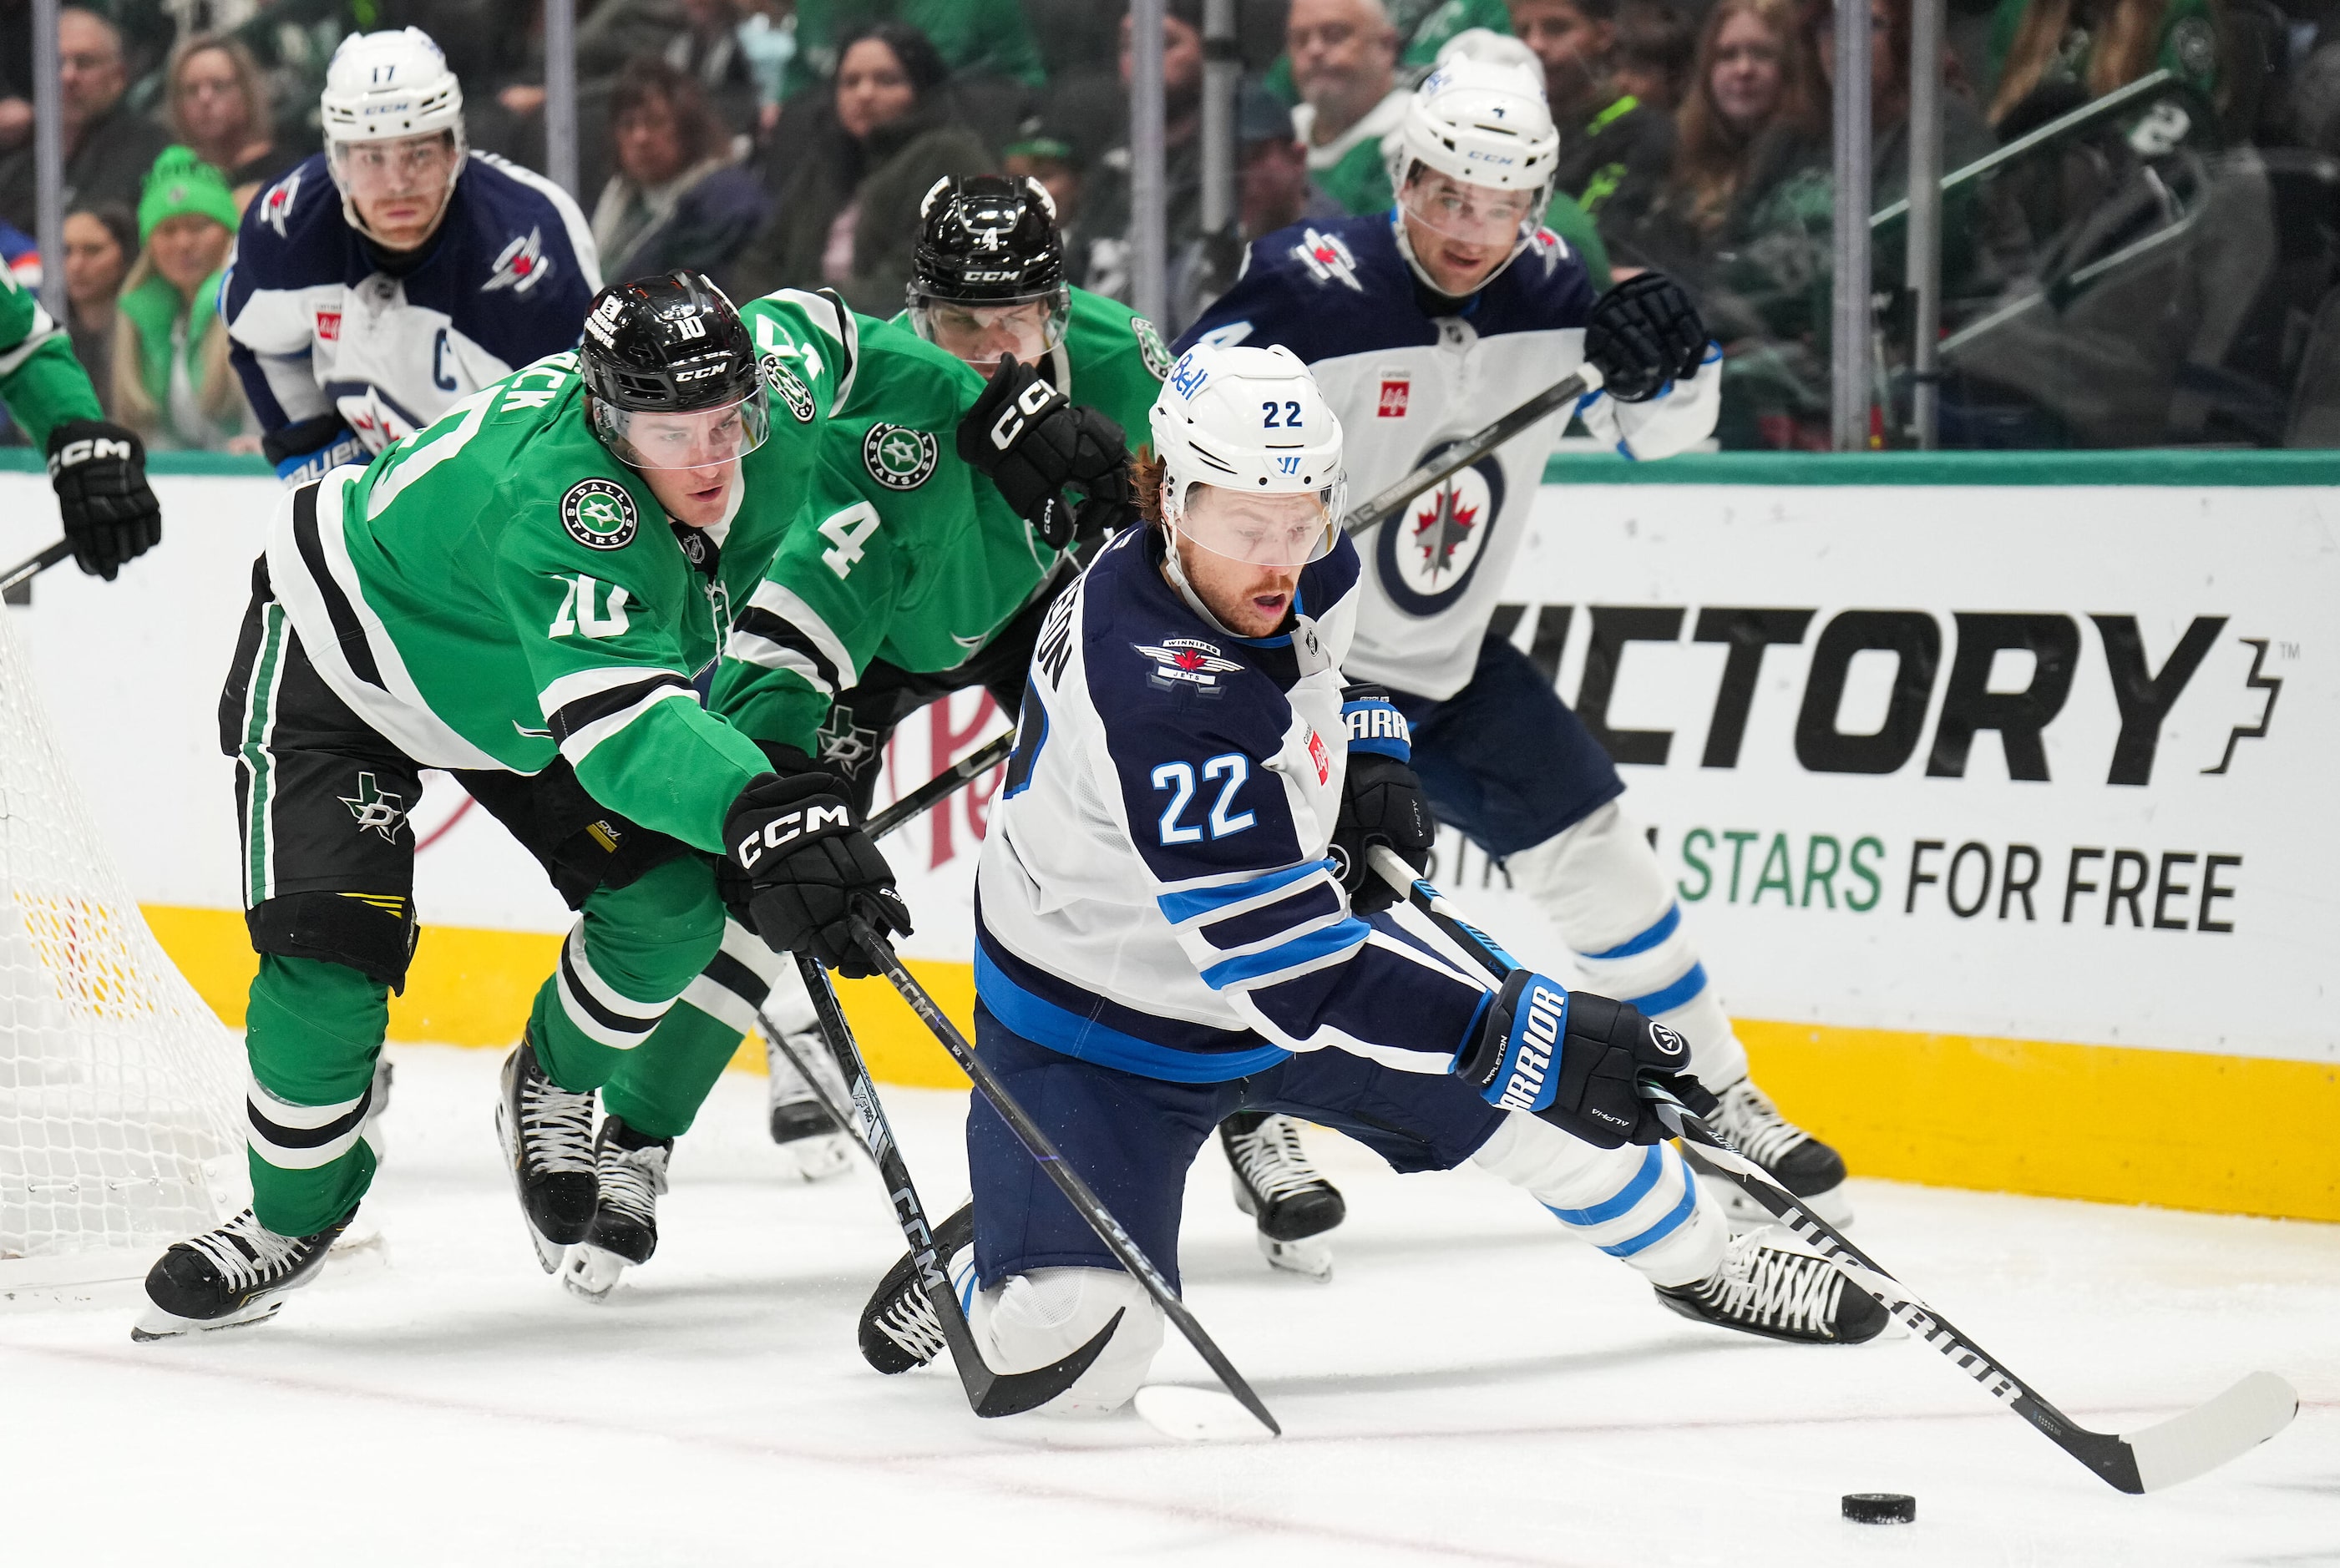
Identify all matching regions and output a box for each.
[1394,38,1559,197]
[321,28,465,145]
[1148,343,1345,569]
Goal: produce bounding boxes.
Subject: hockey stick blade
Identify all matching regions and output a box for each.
[1,539,74,595]
[849,916,1282,1437]
[866,731,1015,843]
[1365,847,2300,1495]
[1342,367,1599,537]
[784,953,1118,1418]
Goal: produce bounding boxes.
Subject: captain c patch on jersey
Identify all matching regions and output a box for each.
[561,478,640,550]
[1135,639,1240,693]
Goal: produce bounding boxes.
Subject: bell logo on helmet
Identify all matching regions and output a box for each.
[561,478,639,551]
[863,424,938,490]
[1167,353,1210,400]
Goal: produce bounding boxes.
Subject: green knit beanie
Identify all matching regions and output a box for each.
[137,146,240,242]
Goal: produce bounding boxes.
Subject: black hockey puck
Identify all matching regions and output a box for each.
[1841,1493,1916,1525]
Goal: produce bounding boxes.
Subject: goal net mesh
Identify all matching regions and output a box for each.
[1,604,241,1265]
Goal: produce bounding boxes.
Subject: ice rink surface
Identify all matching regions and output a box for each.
[3,1045,2333,1568]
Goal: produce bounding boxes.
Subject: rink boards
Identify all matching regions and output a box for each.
[3,449,2334,1221]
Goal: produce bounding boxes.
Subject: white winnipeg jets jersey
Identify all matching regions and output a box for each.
[224,151,600,454]
[975,526,1491,1083]
[1178,215,1719,701]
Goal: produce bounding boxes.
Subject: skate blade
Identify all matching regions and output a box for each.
[560,1245,629,1302]
[1699,1171,1854,1230]
[1257,1231,1333,1282]
[130,1297,285,1343]
[777,1131,856,1183]
[1134,1384,1276,1443]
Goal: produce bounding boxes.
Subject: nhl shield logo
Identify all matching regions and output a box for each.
[863,424,938,490]
[1373,440,1507,616]
[561,478,639,550]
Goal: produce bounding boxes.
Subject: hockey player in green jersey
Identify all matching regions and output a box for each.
[904,172,1353,1279]
[134,273,919,1339]
[0,264,163,583]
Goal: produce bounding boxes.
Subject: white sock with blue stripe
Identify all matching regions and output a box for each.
[1471,1111,1725,1289]
[1503,802,1751,1092]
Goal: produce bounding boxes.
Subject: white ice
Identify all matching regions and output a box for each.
[3,1044,2333,1568]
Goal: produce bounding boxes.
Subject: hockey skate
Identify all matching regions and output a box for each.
[133,1207,355,1341]
[562,1116,673,1302]
[857,1201,973,1373]
[1679,1078,1853,1227]
[765,1027,855,1181]
[495,1038,600,1272]
[1221,1112,1345,1280]
[1654,1229,1886,1345]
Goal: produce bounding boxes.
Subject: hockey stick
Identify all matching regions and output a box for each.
[0,539,73,595]
[1342,365,1603,537]
[764,950,1120,1418]
[864,731,1014,843]
[1365,845,2299,1495]
[848,913,1283,1437]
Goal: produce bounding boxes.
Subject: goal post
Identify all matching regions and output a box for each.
[1,603,243,1290]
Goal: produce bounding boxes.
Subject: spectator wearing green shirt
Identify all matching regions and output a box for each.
[1288,0,1416,215]
[782,0,1046,99]
[1266,0,1520,101]
[1986,0,2221,138]
[1511,0,1675,244]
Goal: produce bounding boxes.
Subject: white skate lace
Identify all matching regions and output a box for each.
[597,1140,670,1227]
[1697,1232,1844,1335]
[183,1210,309,1292]
[873,1287,947,1366]
[1714,1080,1813,1169]
[1228,1115,1330,1204]
[520,1065,597,1177]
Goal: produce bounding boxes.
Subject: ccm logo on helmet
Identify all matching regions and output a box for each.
[49,437,132,471]
[989,380,1058,450]
[674,364,725,382]
[733,804,852,869]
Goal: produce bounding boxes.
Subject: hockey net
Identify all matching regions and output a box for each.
[0,604,241,1283]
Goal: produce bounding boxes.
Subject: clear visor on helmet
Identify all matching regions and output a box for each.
[327,130,463,202]
[1166,478,1345,569]
[590,392,771,473]
[908,286,1071,368]
[1400,168,1542,248]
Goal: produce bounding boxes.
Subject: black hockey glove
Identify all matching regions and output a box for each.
[957,357,1130,551]
[262,412,367,486]
[1456,971,1718,1148]
[724,772,911,978]
[1583,271,1709,403]
[1328,686,1433,915]
[46,419,160,581]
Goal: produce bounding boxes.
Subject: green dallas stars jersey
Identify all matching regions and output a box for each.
[889,285,1168,454]
[712,307,1077,760]
[0,263,103,445]
[261,290,857,856]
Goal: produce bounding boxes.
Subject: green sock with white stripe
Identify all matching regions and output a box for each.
[244,954,385,1237]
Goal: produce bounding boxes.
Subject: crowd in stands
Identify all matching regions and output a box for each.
[3,0,2331,451]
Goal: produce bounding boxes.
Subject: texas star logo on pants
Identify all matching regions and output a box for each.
[339,771,407,843]
[863,424,938,490]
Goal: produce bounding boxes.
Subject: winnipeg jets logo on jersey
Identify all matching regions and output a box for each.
[483,228,551,295]
[1374,441,1507,617]
[1292,228,1364,292]
[258,169,301,239]
[1135,639,1242,692]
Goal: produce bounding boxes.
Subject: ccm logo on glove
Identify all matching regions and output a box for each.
[48,435,134,472]
[734,803,853,868]
[989,379,1061,450]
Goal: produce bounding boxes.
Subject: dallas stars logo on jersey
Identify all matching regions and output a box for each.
[863,424,938,491]
[339,771,407,842]
[1132,316,1173,381]
[562,478,640,550]
[815,706,883,777]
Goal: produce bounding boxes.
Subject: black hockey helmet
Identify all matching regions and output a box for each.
[580,271,768,468]
[907,175,1072,364]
